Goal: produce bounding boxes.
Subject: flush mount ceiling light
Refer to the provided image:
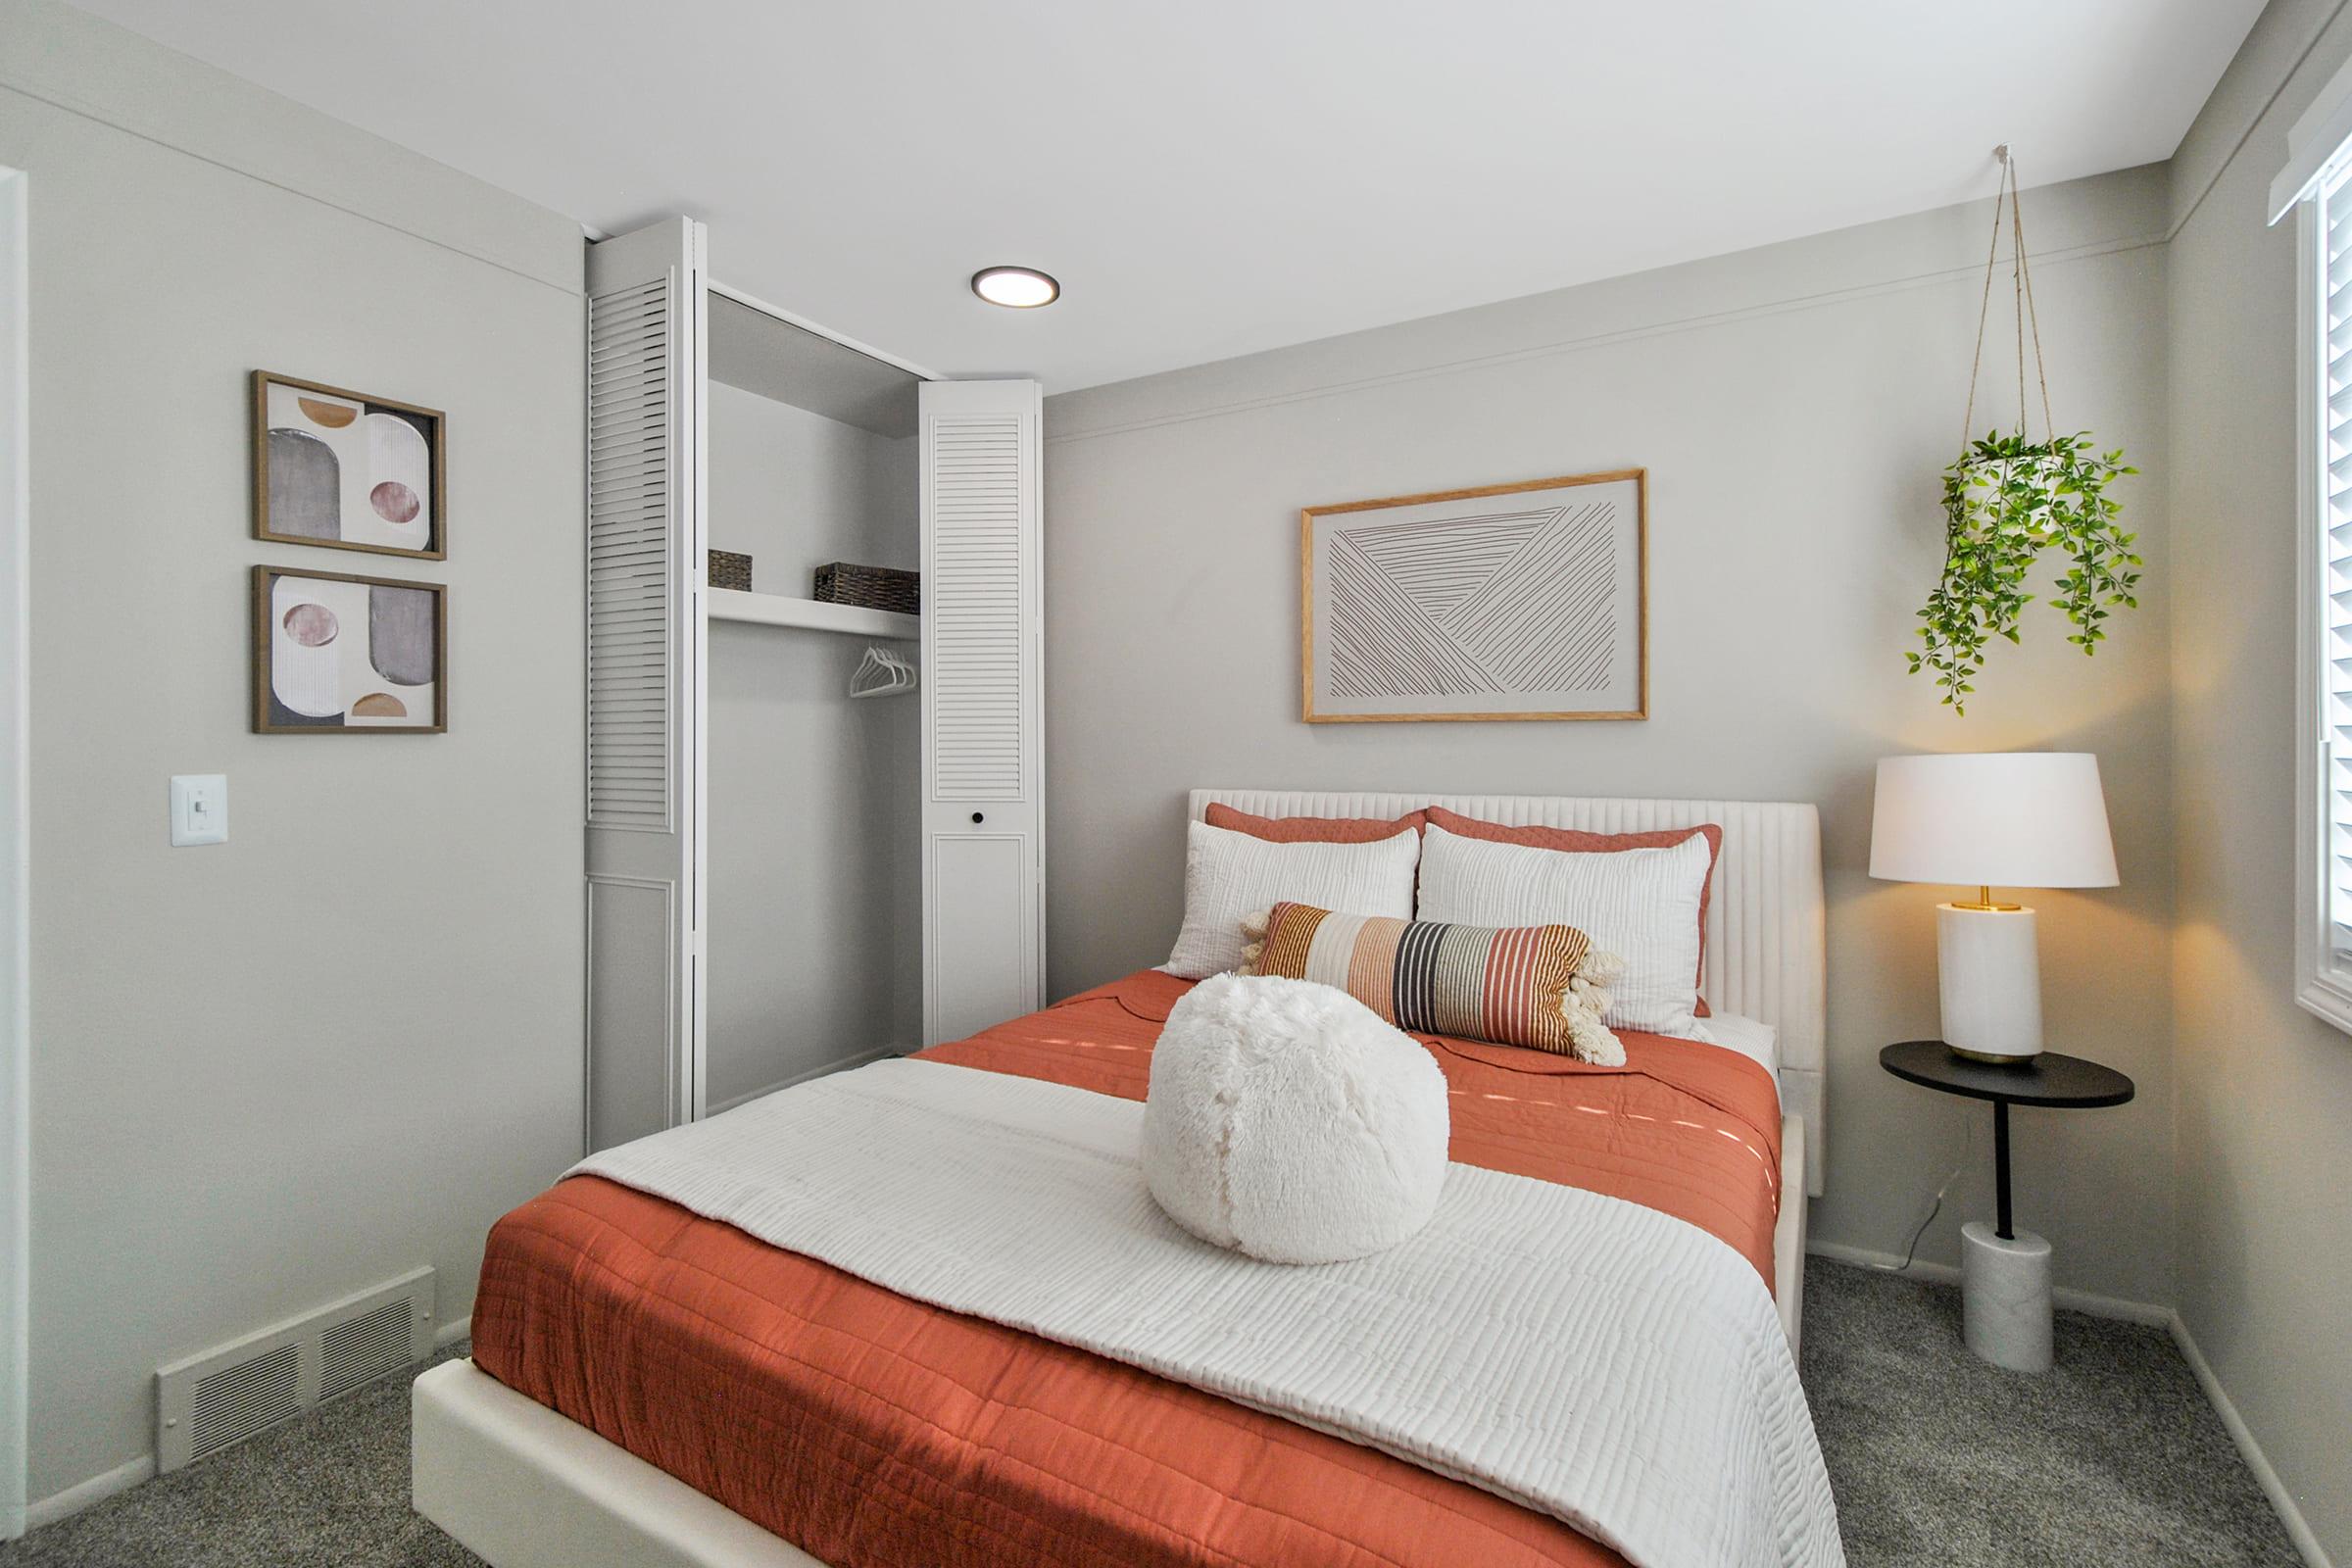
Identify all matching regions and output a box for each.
[971,266,1059,309]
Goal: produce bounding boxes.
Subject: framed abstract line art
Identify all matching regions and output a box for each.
[252,370,446,560]
[1300,468,1646,722]
[252,565,447,734]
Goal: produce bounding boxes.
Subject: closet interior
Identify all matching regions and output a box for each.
[585,217,1045,1154]
[703,292,922,1114]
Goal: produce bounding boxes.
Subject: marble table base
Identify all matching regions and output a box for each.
[1961,1221,2053,1373]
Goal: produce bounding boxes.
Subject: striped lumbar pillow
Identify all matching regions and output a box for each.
[1241,902,1626,1065]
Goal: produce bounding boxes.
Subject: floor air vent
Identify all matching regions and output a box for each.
[320,1297,416,1400]
[157,1266,434,1472]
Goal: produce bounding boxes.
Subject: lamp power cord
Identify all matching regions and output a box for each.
[1874,1112,1973,1274]
[1873,1162,1964,1273]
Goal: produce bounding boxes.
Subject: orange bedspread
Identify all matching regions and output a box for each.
[471,971,1783,1568]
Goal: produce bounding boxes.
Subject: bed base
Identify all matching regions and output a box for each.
[412,1356,826,1568]
[1777,1110,1806,1350]
[412,1124,1810,1568]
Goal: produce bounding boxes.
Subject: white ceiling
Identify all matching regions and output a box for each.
[71,0,2261,392]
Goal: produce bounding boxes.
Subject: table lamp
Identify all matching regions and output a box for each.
[1868,752,2118,1062]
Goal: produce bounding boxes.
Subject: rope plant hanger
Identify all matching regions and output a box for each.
[1909,147,2139,713]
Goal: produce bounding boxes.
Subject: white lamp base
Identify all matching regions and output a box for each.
[1961,1221,2053,1372]
[1936,903,2042,1061]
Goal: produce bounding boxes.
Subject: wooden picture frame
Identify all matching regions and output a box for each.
[1300,468,1647,722]
[252,369,447,560]
[252,564,448,734]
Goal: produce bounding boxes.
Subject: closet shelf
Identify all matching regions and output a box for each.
[705,588,917,640]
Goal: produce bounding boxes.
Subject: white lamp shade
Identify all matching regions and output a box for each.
[1869,752,2119,889]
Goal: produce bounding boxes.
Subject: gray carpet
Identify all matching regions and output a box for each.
[1800,1259,2302,1567]
[0,1259,2307,1566]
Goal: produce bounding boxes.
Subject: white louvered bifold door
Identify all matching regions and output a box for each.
[584,217,707,1152]
[921,379,1044,1045]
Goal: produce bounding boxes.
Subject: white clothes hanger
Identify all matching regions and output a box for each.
[851,645,917,699]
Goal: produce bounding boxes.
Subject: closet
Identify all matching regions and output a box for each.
[583,218,1043,1153]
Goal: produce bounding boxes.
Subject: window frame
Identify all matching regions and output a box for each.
[2293,158,2352,1034]
[2275,50,2352,1036]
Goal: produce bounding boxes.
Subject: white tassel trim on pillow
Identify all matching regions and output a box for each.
[1238,908,1272,974]
[1559,950,1628,1066]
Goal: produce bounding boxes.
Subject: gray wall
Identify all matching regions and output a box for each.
[1044,168,2181,1309]
[2,1,584,1501]
[705,383,918,1106]
[2168,0,2352,1558]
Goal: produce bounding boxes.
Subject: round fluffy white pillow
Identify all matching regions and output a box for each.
[1142,973,1450,1264]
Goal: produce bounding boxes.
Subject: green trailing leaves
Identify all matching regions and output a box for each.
[1910,430,2139,714]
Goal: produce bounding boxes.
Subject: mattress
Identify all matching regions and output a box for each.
[1700,1009,1781,1081]
[471,970,1786,1568]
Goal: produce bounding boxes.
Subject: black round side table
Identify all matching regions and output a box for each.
[1880,1042,2133,1239]
[1880,1041,2133,1372]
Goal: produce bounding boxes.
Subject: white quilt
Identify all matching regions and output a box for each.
[570,1058,1843,1568]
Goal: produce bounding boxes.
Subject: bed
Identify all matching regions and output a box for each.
[414,790,1829,1568]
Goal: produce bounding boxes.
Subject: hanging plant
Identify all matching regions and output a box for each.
[1908,151,2140,713]
[1911,432,2140,711]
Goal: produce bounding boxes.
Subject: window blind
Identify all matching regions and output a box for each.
[2322,161,2352,951]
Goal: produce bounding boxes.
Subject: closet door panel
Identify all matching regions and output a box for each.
[927,833,1034,1046]
[920,380,1043,1046]
[584,217,707,1150]
[928,411,1026,800]
[585,877,678,1150]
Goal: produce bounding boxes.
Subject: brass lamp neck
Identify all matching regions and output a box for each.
[1952,885,2025,912]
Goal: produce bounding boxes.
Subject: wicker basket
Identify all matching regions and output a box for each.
[812,562,919,616]
[707,550,754,593]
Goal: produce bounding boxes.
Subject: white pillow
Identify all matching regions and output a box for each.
[1414,822,1709,1038]
[1160,819,1420,980]
[1143,973,1449,1263]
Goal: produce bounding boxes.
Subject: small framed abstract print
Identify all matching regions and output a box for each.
[252,565,446,734]
[1300,468,1647,722]
[252,370,446,560]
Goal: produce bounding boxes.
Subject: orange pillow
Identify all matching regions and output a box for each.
[1203,803,1429,843]
[1420,806,1723,1017]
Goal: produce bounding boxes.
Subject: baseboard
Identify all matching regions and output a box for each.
[705,1046,907,1117]
[24,1452,152,1532]
[1802,1240,2173,1325]
[2169,1315,2335,1568]
[433,1315,472,1351]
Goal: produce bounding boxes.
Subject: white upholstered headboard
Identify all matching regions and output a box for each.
[1188,789,1827,1198]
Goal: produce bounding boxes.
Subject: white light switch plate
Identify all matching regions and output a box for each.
[170,774,227,847]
